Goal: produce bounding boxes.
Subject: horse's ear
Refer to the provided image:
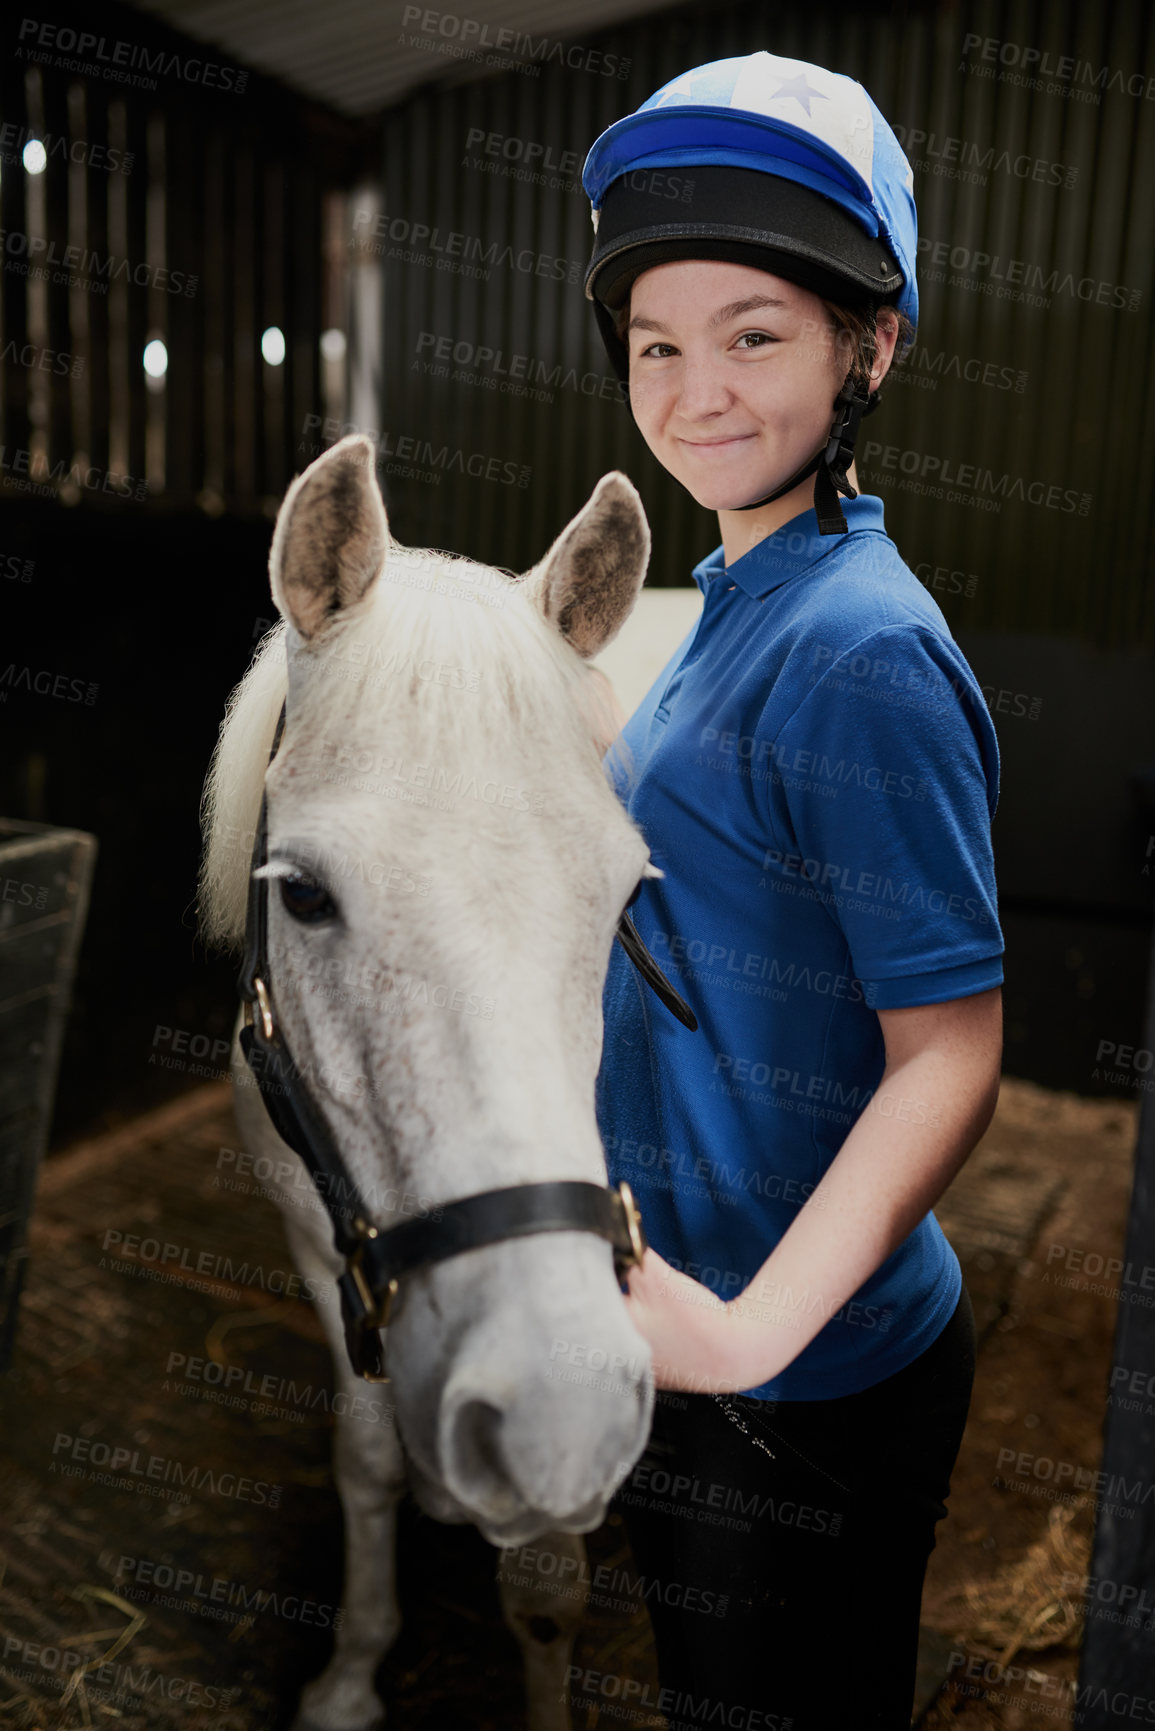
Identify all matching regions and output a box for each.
[530,472,650,658]
[269,434,389,640]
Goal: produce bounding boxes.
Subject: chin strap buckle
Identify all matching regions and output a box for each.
[815,381,878,536]
[824,380,871,492]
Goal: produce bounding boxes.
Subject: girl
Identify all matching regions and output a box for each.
[584,51,1003,1731]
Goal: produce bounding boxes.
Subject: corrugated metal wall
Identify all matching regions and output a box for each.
[373,0,1155,649]
[0,7,365,514]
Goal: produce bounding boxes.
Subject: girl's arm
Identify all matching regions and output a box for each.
[623,985,1003,1393]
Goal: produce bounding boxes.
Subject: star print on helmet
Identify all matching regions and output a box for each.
[765,70,831,116]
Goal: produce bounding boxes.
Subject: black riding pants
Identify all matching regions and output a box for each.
[602,1285,976,1731]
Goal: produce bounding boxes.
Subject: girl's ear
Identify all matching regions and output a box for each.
[528,472,651,659]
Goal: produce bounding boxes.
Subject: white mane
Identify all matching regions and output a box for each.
[197,547,618,953]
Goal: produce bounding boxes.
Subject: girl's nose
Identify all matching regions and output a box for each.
[674,353,733,419]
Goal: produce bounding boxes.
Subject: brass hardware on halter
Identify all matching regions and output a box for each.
[616,1181,647,1273]
[252,977,275,1042]
[348,1218,400,1334]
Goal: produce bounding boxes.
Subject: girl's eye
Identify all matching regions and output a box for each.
[638,341,678,359]
[734,331,775,350]
[280,873,338,924]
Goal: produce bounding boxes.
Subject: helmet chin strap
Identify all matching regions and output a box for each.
[730,375,880,536]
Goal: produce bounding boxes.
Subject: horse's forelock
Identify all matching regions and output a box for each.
[197,547,604,953]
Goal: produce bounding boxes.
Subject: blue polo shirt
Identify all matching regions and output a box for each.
[595,492,1003,1401]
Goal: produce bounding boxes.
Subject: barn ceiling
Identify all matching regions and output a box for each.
[124,0,674,117]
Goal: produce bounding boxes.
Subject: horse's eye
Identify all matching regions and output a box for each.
[279,874,338,923]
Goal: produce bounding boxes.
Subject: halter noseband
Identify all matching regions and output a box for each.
[237,702,697,1382]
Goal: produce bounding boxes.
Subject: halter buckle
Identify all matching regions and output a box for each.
[336,1218,397,1381]
[243,975,276,1043]
[338,1239,396,1385]
[349,1256,399,1332]
[615,1181,647,1274]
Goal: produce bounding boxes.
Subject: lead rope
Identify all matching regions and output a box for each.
[712,1392,854,1493]
[712,1392,776,1459]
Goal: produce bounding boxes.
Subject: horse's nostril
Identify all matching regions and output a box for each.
[448,1397,508,1499]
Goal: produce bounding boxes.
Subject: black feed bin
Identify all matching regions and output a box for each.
[0,819,97,1372]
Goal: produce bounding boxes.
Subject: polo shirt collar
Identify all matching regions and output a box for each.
[690,492,886,599]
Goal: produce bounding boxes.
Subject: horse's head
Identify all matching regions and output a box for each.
[203,436,659,1544]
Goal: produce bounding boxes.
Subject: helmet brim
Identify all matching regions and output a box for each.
[586,166,901,313]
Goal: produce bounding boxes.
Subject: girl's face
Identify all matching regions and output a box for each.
[625,259,865,514]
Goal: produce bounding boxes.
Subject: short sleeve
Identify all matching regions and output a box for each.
[764,623,1004,1009]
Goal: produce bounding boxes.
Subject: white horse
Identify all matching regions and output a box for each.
[198,435,658,1731]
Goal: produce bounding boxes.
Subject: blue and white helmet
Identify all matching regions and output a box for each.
[583,51,918,375]
[580,52,918,534]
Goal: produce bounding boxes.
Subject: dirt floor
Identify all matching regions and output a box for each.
[0,1074,1141,1730]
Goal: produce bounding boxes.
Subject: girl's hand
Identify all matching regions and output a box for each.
[621,1246,742,1394]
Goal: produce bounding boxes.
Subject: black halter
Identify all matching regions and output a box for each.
[237,702,698,1381]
